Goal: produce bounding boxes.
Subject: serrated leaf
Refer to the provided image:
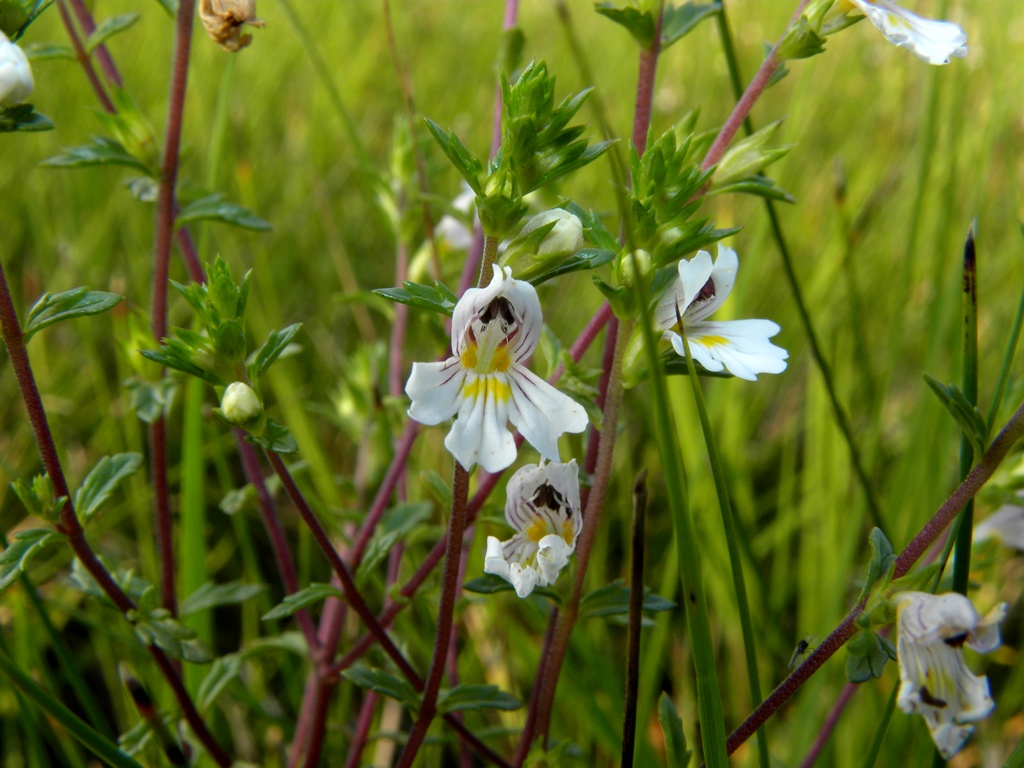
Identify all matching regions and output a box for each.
[73,453,143,525]
[658,692,692,768]
[10,473,64,522]
[249,323,302,380]
[517,248,617,286]
[437,684,522,714]
[373,281,458,317]
[462,573,562,605]
[245,419,298,454]
[22,42,76,61]
[174,194,271,231]
[43,136,152,174]
[579,579,675,622]
[0,529,64,592]
[595,3,657,48]
[197,654,242,712]
[261,583,343,621]
[85,13,139,53]
[342,662,420,712]
[181,581,265,617]
[22,288,123,342]
[661,2,722,48]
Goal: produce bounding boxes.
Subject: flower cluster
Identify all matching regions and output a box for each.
[894,591,1006,758]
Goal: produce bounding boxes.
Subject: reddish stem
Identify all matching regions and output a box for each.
[55,0,115,114]
[67,0,122,87]
[798,683,858,768]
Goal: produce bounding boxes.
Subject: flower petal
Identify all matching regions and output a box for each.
[507,365,588,462]
[975,503,1024,552]
[536,534,573,586]
[406,358,466,425]
[483,535,513,581]
[672,319,788,381]
[849,0,968,65]
[445,374,516,472]
[509,562,539,598]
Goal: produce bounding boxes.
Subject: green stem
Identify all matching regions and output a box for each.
[952,228,977,596]
[984,224,1024,434]
[0,650,146,768]
[679,322,768,766]
[621,470,649,768]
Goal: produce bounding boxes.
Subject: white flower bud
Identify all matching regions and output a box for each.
[0,31,34,105]
[520,209,584,256]
[220,382,263,428]
[618,248,651,288]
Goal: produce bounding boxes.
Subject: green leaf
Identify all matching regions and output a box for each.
[10,473,65,522]
[174,194,272,231]
[0,529,65,592]
[245,419,298,454]
[73,453,143,525]
[261,583,343,621]
[517,248,617,286]
[423,118,484,194]
[0,103,54,133]
[84,13,139,53]
[863,527,896,597]
[924,374,988,456]
[658,692,692,768]
[248,323,302,380]
[22,288,123,342]
[595,3,657,48]
[356,503,433,586]
[22,42,75,61]
[579,579,675,625]
[437,684,522,714]
[461,573,563,605]
[709,176,795,204]
[845,628,894,683]
[180,581,266,617]
[341,662,420,712]
[197,654,242,712]
[43,136,152,174]
[373,280,458,317]
[131,609,213,664]
[661,2,722,48]
[123,377,178,424]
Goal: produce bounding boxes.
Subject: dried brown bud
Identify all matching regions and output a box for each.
[199,0,264,52]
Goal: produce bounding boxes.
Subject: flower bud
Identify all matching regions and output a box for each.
[0,30,34,105]
[219,382,263,428]
[616,249,651,288]
[199,0,264,52]
[519,209,583,257]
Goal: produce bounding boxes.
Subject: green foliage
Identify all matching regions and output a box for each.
[22,287,123,342]
[356,502,433,587]
[245,419,298,453]
[261,583,343,620]
[777,14,827,60]
[595,2,658,48]
[341,662,420,712]
[123,377,178,423]
[924,374,988,455]
[10,473,65,522]
[175,193,272,231]
[43,136,152,175]
[84,13,139,53]
[0,529,65,592]
[248,322,302,385]
[579,579,675,625]
[462,573,563,605]
[73,453,143,526]
[436,684,522,713]
[180,581,266,616]
[658,693,692,768]
[516,248,617,286]
[845,628,896,683]
[0,102,53,132]
[661,2,722,48]
[712,120,793,188]
[129,587,213,663]
[373,280,458,317]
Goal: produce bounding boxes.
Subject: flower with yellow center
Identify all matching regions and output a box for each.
[484,459,582,598]
[830,0,968,65]
[654,245,788,381]
[894,591,1006,758]
[405,267,587,473]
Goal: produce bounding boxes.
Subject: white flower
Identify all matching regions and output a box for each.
[219,381,263,428]
[405,267,587,473]
[654,245,788,381]
[0,31,34,105]
[519,209,584,257]
[975,500,1024,551]
[894,591,1007,758]
[837,0,968,65]
[483,459,582,597]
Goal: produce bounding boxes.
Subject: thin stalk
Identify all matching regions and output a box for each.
[0,261,232,767]
[0,651,145,768]
[859,685,899,768]
[395,462,471,768]
[66,0,122,87]
[984,227,1024,434]
[54,0,115,113]
[180,379,209,694]
[726,395,1024,753]
[621,470,648,768]
[342,691,380,768]
[150,0,198,616]
[714,0,887,536]
[952,228,977,596]
[797,683,857,768]
[1002,736,1024,768]
[679,322,769,768]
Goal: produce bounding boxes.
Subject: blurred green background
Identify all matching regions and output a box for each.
[2,0,1023,766]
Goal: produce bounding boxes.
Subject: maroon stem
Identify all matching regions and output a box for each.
[0,261,232,767]
[55,0,115,114]
[511,610,559,766]
[341,691,379,768]
[67,0,122,87]
[726,398,1024,753]
[395,463,471,768]
[798,683,858,768]
[150,417,176,614]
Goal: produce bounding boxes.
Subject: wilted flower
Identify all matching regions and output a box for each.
[405,267,587,473]
[219,381,263,428]
[975,501,1024,551]
[199,0,264,52]
[0,30,33,105]
[894,591,1006,758]
[484,459,582,597]
[831,0,968,65]
[518,209,584,257]
[655,245,788,381]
